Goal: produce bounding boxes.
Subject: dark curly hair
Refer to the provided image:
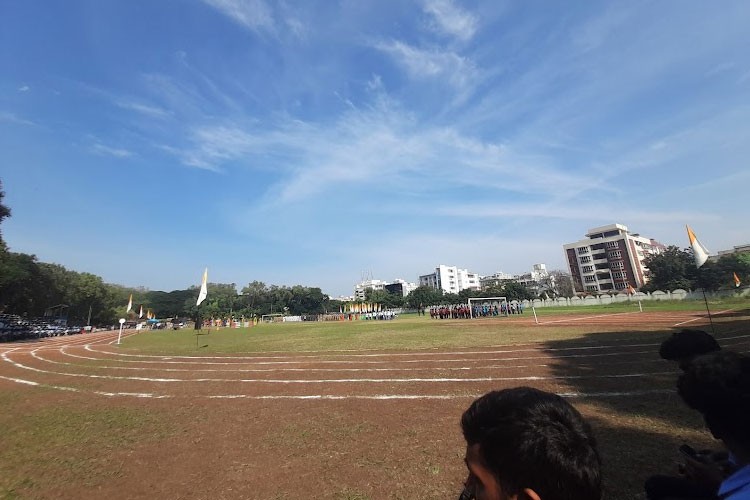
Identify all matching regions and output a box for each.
[659,329,720,369]
[678,351,750,448]
[461,387,601,500]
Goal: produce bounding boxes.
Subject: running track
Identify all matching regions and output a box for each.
[2,310,748,401]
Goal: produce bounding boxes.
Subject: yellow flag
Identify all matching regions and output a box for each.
[686,225,710,268]
[734,272,742,288]
[126,294,133,313]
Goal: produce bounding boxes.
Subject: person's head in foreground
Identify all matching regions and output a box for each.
[678,351,750,466]
[659,329,721,370]
[460,387,601,500]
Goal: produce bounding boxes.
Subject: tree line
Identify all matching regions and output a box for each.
[642,246,749,293]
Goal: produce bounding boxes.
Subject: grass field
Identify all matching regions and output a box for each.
[1,299,748,499]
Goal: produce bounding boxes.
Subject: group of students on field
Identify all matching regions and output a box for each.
[458,328,750,500]
[430,302,524,320]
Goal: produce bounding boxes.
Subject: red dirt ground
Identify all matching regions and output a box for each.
[1,309,748,499]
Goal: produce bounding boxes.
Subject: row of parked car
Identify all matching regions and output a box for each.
[0,314,97,342]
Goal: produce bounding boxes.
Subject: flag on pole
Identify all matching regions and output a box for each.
[734,272,742,288]
[138,305,144,319]
[196,268,208,306]
[686,225,710,268]
[126,294,133,313]
[627,285,636,295]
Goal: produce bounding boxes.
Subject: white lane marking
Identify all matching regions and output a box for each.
[2,352,676,383]
[0,374,167,398]
[672,309,737,327]
[37,349,562,372]
[538,311,646,325]
[1,373,672,400]
[672,317,704,327]
[85,341,663,360]
[208,389,677,400]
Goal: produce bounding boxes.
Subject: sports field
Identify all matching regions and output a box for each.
[1,301,748,499]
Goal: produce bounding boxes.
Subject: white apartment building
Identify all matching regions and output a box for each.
[353,279,387,301]
[419,265,481,294]
[563,223,665,294]
[353,278,419,300]
[480,264,553,296]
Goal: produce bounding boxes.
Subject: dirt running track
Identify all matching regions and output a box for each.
[1,310,749,499]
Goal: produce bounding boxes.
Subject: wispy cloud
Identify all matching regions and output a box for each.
[201,0,274,33]
[373,40,476,90]
[421,0,478,41]
[90,142,133,158]
[17,85,29,92]
[0,111,34,126]
[170,94,594,207]
[115,100,170,118]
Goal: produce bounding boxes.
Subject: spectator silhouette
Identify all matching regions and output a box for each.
[677,351,750,499]
[459,387,601,500]
[645,330,726,500]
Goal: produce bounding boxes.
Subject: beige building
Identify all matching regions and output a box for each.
[563,223,665,294]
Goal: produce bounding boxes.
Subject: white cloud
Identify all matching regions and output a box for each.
[201,0,274,33]
[115,100,170,118]
[17,85,30,92]
[0,111,34,126]
[90,143,133,158]
[421,0,478,41]
[373,40,476,89]
[170,96,596,209]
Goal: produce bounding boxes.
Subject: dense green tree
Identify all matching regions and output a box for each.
[405,286,443,308]
[0,252,48,316]
[501,282,535,301]
[458,288,481,301]
[642,246,697,292]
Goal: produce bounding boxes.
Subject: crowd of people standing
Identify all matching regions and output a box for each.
[429,301,524,319]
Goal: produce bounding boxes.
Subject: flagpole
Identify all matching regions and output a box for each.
[701,288,716,335]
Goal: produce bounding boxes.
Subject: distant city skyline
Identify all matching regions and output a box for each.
[2,1,749,297]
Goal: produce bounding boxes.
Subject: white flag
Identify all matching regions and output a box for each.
[686,225,710,268]
[138,305,143,319]
[196,268,208,306]
[126,294,133,313]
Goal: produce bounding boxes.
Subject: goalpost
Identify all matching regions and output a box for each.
[467,296,509,319]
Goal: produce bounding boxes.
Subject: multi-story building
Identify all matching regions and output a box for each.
[354,278,418,300]
[479,271,516,289]
[353,279,387,301]
[384,279,418,297]
[563,223,665,294]
[419,265,480,295]
[716,244,750,258]
[480,264,558,297]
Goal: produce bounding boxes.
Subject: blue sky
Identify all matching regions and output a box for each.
[2,1,749,297]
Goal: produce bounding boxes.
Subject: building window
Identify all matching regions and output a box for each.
[577,247,590,254]
[605,241,619,249]
[580,256,591,263]
[615,282,628,290]
[610,261,624,270]
[612,271,625,279]
[585,285,599,292]
[608,250,622,259]
[582,265,594,273]
[584,275,596,283]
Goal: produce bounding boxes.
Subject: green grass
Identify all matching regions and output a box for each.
[0,395,175,498]
[119,317,598,354]
[120,298,748,354]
